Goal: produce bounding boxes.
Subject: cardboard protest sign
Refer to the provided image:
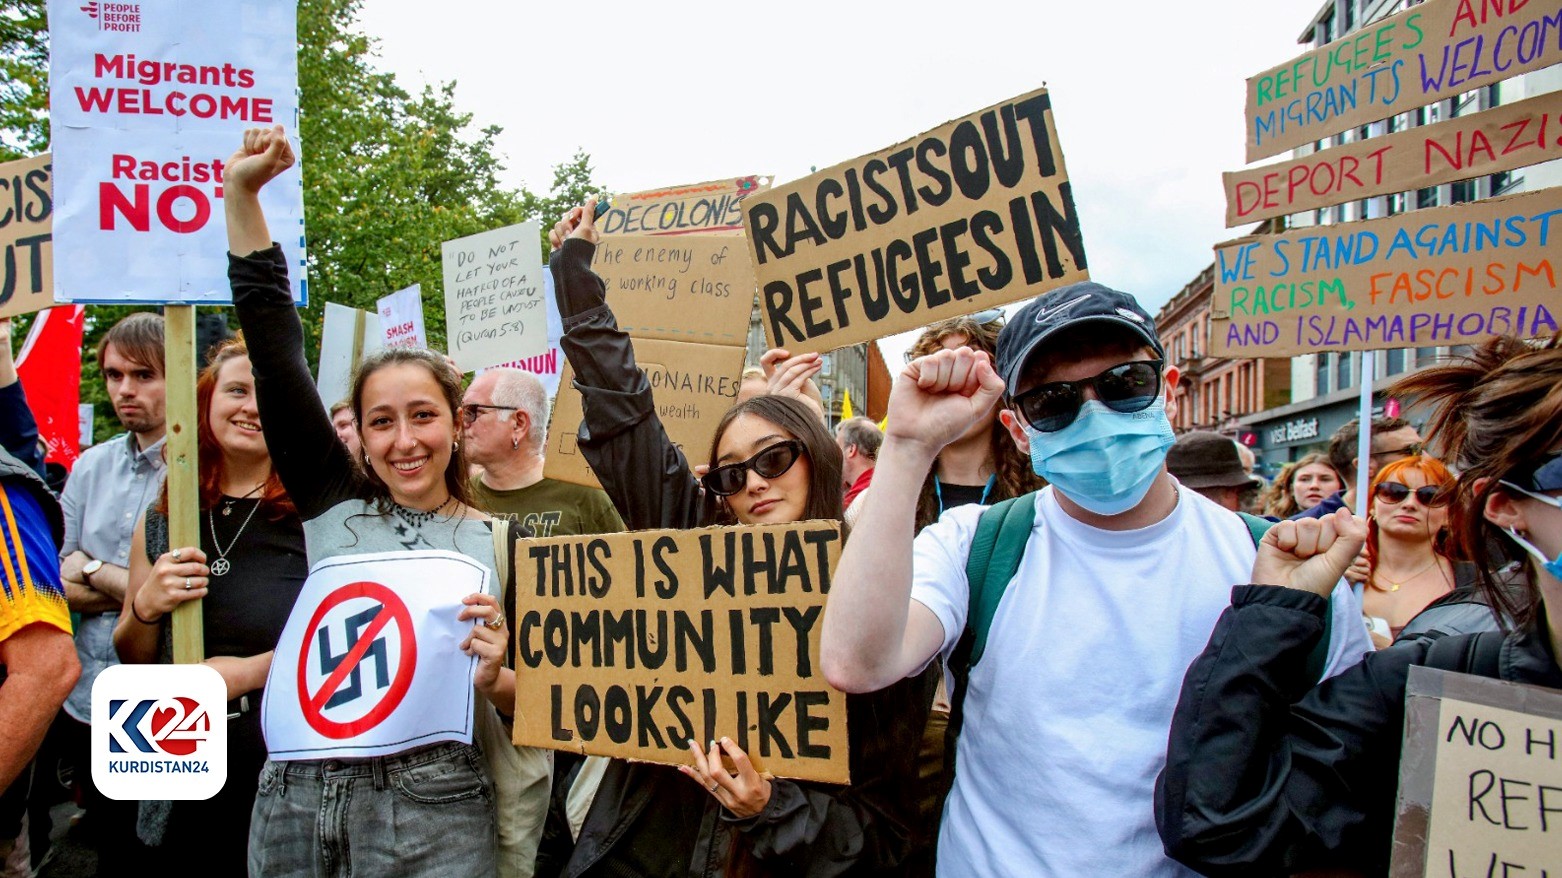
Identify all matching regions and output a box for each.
[442,222,547,372]
[543,235,755,488]
[600,176,770,237]
[511,521,849,784]
[1388,666,1562,877]
[0,154,54,318]
[316,301,381,407]
[1209,186,1561,358]
[1244,0,1562,162]
[743,88,1086,355]
[1226,89,1562,226]
[48,0,307,304]
[376,283,426,350]
[262,551,487,760]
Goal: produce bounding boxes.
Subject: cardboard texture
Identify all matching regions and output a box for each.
[600,176,770,237]
[1226,90,1562,226]
[510,521,850,784]
[1244,0,1560,162]
[0,154,54,319]
[442,222,547,371]
[1208,186,1562,358]
[1389,666,1562,877]
[546,338,746,488]
[742,88,1086,355]
[543,235,756,489]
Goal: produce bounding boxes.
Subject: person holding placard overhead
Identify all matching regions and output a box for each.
[220,124,548,878]
[535,200,926,877]
[1156,334,1562,876]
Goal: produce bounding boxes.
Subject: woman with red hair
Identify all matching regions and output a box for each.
[1359,455,1456,645]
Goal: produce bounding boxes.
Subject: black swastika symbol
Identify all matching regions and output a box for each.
[317,604,390,709]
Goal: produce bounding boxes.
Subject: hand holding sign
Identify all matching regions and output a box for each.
[548,199,602,251]
[225,125,296,197]
[459,592,509,708]
[682,736,773,819]
[759,349,824,420]
[886,348,1005,457]
[1252,507,1367,599]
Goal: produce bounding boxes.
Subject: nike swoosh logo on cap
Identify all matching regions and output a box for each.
[1032,295,1091,324]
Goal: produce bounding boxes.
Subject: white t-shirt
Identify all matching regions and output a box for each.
[909,484,1371,878]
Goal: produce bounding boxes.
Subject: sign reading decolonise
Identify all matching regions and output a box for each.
[1245,0,1562,161]
[48,0,306,303]
[744,88,1087,355]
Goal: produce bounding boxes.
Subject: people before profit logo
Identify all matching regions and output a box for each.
[80,2,98,18]
[82,1,141,32]
[106,696,209,756]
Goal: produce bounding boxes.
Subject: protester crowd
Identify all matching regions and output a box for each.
[0,123,1557,878]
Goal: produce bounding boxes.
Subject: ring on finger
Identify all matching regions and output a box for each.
[484,611,505,631]
[183,577,192,591]
[707,781,719,792]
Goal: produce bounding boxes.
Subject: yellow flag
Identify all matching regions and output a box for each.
[840,387,854,420]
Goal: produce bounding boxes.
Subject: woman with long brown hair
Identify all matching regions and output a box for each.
[1260,453,1342,519]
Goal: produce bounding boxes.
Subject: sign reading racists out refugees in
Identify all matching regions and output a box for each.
[1389,666,1562,878]
[0,154,53,318]
[47,0,306,304]
[1226,89,1562,227]
[511,521,850,784]
[442,221,548,372]
[1209,187,1561,358]
[600,177,771,237]
[743,88,1087,355]
[1244,0,1562,162]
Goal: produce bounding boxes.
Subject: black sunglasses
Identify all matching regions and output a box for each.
[1010,360,1164,433]
[460,403,517,427]
[1373,481,1450,507]
[702,440,805,497]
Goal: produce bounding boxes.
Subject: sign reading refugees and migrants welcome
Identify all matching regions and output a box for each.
[743,88,1087,355]
[600,177,771,237]
[441,221,548,372]
[511,522,850,784]
[1244,0,1562,161]
[48,0,307,304]
[0,154,54,318]
[1389,666,1562,878]
[1209,186,1561,357]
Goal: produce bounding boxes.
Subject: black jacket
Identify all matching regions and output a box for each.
[1155,584,1562,876]
[541,238,926,878]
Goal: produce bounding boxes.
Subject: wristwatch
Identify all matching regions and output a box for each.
[82,558,104,584]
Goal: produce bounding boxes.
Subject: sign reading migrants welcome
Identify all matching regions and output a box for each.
[511,521,849,784]
[48,0,307,304]
[743,88,1086,355]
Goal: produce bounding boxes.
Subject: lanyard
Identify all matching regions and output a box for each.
[934,474,996,515]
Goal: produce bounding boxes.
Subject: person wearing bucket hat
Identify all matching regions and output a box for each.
[822,281,1372,878]
[1166,432,1263,512]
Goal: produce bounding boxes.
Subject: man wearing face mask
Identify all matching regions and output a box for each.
[821,283,1371,878]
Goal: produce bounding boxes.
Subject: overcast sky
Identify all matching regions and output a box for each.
[359,0,1325,357]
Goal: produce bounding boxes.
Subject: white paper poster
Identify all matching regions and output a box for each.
[315,302,381,407]
[441,222,546,372]
[261,551,488,760]
[48,0,307,304]
[478,269,564,400]
[377,283,425,350]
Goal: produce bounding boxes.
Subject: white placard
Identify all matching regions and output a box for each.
[48,0,307,304]
[315,302,381,407]
[478,269,564,400]
[441,222,546,372]
[261,550,488,761]
[376,283,425,350]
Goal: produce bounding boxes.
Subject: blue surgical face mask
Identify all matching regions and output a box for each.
[1501,482,1562,581]
[1021,398,1176,516]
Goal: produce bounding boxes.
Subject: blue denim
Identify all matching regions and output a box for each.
[248,742,496,877]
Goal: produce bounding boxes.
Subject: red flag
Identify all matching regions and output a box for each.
[17,306,86,471]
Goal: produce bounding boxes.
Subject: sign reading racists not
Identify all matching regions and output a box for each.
[511,521,850,784]
[0,153,54,318]
[743,87,1086,355]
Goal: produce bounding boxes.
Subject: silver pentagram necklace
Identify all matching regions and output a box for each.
[208,494,263,577]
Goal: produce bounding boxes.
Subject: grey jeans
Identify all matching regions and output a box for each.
[248,742,496,877]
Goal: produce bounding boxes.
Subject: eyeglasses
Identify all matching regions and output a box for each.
[1009,360,1163,433]
[1370,443,1423,459]
[459,403,517,427]
[701,440,806,497]
[1373,481,1450,507]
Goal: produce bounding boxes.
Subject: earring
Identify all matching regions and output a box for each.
[512,439,519,450]
[452,441,460,453]
[363,452,371,467]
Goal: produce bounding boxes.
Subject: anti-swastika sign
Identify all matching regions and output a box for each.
[263,551,489,761]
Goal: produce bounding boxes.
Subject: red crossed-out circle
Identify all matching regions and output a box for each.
[297,581,418,739]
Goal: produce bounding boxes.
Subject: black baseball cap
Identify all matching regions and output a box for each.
[995,282,1165,392]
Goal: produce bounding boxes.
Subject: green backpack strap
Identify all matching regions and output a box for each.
[1239,512,1333,684]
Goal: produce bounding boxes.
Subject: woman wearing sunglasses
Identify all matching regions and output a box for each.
[1157,334,1562,876]
[1359,456,1458,646]
[540,201,924,877]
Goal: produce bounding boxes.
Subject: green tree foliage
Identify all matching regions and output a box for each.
[0,0,599,441]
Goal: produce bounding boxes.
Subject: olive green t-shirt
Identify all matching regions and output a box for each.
[468,475,624,537]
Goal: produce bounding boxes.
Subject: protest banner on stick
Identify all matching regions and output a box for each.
[441,222,547,372]
[1388,666,1562,877]
[600,176,771,237]
[511,521,850,784]
[377,283,426,350]
[0,154,54,318]
[1208,186,1562,358]
[742,87,1086,355]
[164,306,202,662]
[1244,0,1561,162]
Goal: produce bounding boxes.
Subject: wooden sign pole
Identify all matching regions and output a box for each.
[164,305,203,664]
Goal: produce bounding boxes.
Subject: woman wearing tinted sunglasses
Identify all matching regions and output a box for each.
[1158,334,1562,876]
[536,201,925,877]
[1359,456,1458,646]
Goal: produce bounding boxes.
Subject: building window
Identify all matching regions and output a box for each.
[1416,104,1440,127]
[1418,186,1440,209]
[1388,191,1407,215]
[1343,0,1355,32]
[1386,347,1405,375]
[1416,346,1440,367]
[1451,178,1476,204]
[1491,170,1522,196]
[1317,353,1331,395]
[1336,351,1352,390]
